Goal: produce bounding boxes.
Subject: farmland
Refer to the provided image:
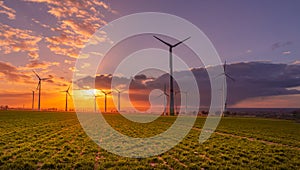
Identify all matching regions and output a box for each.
[0,111,299,169]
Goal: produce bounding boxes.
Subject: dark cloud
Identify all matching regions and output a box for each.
[74,62,300,107]
[0,61,32,82]
[134,74,147,80]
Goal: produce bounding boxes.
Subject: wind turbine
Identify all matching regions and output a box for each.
[100,89,112,113]
[153,35,190,116]
[93,94,102,112]
[114,88,123,112]
[156,84,169,116]
[32,90,34,110]
[218,60,235,116]
[33,70,50,111]
[83,89,102,112]
[61,84,71,112]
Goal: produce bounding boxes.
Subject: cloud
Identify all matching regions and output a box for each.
[0,61,32,82]
[246,49,252,53]
[282,51,291,55]
[0,23,42,59]
[292,60,300,65]
[64,59,74,64]
[271,41,293,50]
[0,1,16,19]
[74,62,300,108]
[21,60,60,69]
[31,18,50,28]
[25,0,115,59]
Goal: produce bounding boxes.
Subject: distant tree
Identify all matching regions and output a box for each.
[292,110,300,122]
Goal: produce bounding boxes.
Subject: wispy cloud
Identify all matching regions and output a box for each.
[0,1,16,19]
[25,0,116,58]
[282,51,291,55]
[271,41,293,50]
[0,23,42,59]
[0,61,32,82]
[292,60,300,65]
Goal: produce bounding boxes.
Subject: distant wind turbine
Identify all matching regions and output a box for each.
[100,89,112,113]
[153,35,190,116]
[93,94,102,112]
[156,84,169,116]
[114,88,124,112]
[217,60,235,116]
[33,70,50,111]
[61,84,71,112]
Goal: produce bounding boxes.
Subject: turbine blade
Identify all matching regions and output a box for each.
[224,60,227,72]
[153,35,172,47]
[66,84,71,92]
[225,73,235,81]
[41,78,50,81]
[32,70,41,80]
[172,37,190,47]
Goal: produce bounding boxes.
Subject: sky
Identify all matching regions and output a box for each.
[0,0,299,110]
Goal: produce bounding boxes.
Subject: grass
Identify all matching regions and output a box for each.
[0,110,299,169]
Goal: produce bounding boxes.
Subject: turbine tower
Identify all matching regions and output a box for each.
[93,94,102,112]
[33,70,50,111]
[114,88,123,112]
[32,90,34,110]
[61,84,71,112]
[100,90,112,113]
[153,35,190,116]
[156,84,169,116]
[219,60,235,116]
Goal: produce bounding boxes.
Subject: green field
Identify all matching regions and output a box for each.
[0,111,299,169]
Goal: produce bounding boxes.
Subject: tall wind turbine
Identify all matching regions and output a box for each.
[61,84,71,112]
[100,90,112,113]
[153,35,190,116]
[114,88,123,112]
[219,60,235,116]
[32,90,35,110]
[33,70,50,111]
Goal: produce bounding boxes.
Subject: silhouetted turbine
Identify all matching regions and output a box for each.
[32,90,34,110]
[156,84,169,116]
[153,35,190,116]
[61,84,71,112]
[217,60,235,116]
[114,88,124,112]
[101,90,112,113]
[33,70,50,111]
